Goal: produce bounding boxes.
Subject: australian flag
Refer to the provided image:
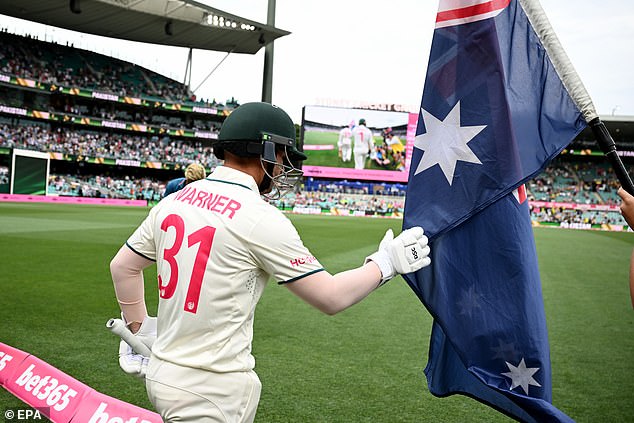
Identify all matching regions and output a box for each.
[403,0,586,421]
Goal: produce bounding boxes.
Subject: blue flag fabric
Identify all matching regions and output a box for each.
[403,1,586,421]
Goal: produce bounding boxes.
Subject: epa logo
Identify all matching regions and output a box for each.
[3,407,46,421]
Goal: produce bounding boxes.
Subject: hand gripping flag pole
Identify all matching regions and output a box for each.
[519,0,634,195]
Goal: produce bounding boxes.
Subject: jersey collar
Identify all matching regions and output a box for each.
[207,166,259,192]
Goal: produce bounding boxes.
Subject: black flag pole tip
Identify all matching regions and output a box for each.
[588,117,634,196]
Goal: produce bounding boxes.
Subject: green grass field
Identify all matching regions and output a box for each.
[1,202,633,422]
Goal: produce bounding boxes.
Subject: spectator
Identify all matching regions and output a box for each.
[163,163,206,197]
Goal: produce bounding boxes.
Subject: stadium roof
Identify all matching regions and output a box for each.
[0,0,289,54]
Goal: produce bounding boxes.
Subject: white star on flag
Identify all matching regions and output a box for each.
[502,358,542,395]
[413,101,486,185]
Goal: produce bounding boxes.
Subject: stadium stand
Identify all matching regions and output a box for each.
[0,30,633,229]
[0,119,221,169]
[0,30,214,104]
[0,30,233,203]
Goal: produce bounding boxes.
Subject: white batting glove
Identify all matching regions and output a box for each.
[133,315,157,351]
[118,339,149,378]
[365,227,431,286]
[117,315,157,378]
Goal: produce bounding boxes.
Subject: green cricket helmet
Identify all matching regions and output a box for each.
[214,102,305,199]
[214,102,307,162]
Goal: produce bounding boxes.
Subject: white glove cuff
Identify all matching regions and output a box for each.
[365,250,395,287]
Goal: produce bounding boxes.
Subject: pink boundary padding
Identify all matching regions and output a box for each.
[72,390,162,423]
[302,165,408,182]
[0,194,147,207]
[0,343,29,386]
[529,200,620,211]
[303,144,335,151]
[0,342,162,423]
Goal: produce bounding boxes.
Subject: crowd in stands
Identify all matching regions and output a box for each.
[53,102,221,132]
[273,190,405,215]
[528,162,622,206]
[303,177,407,196]
[0,25,628,229]
[372,128,406,171]
[48,174,163,202]
[39,161,630,228]
[0,121,222,169]
[530,206,623,227]
[0,30,230,107]
[527,161,628,226]
[0,115,629,227]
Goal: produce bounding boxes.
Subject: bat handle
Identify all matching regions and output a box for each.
[106,318,152,357]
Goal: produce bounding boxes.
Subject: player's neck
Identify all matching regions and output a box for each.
[223,154,265,188]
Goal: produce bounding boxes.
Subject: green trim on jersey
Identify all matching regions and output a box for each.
[206,178,253,191]
[125,242,156,262]
[278,268,326,285]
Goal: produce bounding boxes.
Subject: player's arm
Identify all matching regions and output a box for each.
[285,227,431,315]
[629,248,634,309]
[618,188,634,227]
[285,263,381,315]
[110,245,154,332]
[617,188,634,308]
[109,245,158,378]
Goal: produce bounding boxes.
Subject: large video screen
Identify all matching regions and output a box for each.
[300,105,418,183]
[11,149,49,195]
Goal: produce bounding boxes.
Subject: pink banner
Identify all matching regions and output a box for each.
[530,200,620,211]
[71,391,162,423]
[4,354,92,423]
[0,343,29,386]
[303,144,335,151]
[302,165,409,182]
[0,342,162,423]
[0,194,147,207]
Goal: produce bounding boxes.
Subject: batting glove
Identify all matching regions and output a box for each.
[118,340,149,378]
[118,315,157,378]
[133,315,157,351]
[365,227,431,286]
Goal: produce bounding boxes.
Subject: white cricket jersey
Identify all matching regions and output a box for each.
[338,127,352,147]
[352,125,374,152]
[126,166,324,372]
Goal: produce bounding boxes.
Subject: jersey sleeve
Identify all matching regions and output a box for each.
[125,205,159,261]
[250,208,324,284]
[367,129,375,149]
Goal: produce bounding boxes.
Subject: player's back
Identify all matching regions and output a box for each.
[352,125,374,151]
[339,127,352,139]
[149,166,280,372]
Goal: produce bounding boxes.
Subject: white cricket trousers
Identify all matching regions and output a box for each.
[145,357,262,423]
[341,145,352,162]
[354,151,368,169]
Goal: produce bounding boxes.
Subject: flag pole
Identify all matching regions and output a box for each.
[588,118,634,195]
[519,0,634,195]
